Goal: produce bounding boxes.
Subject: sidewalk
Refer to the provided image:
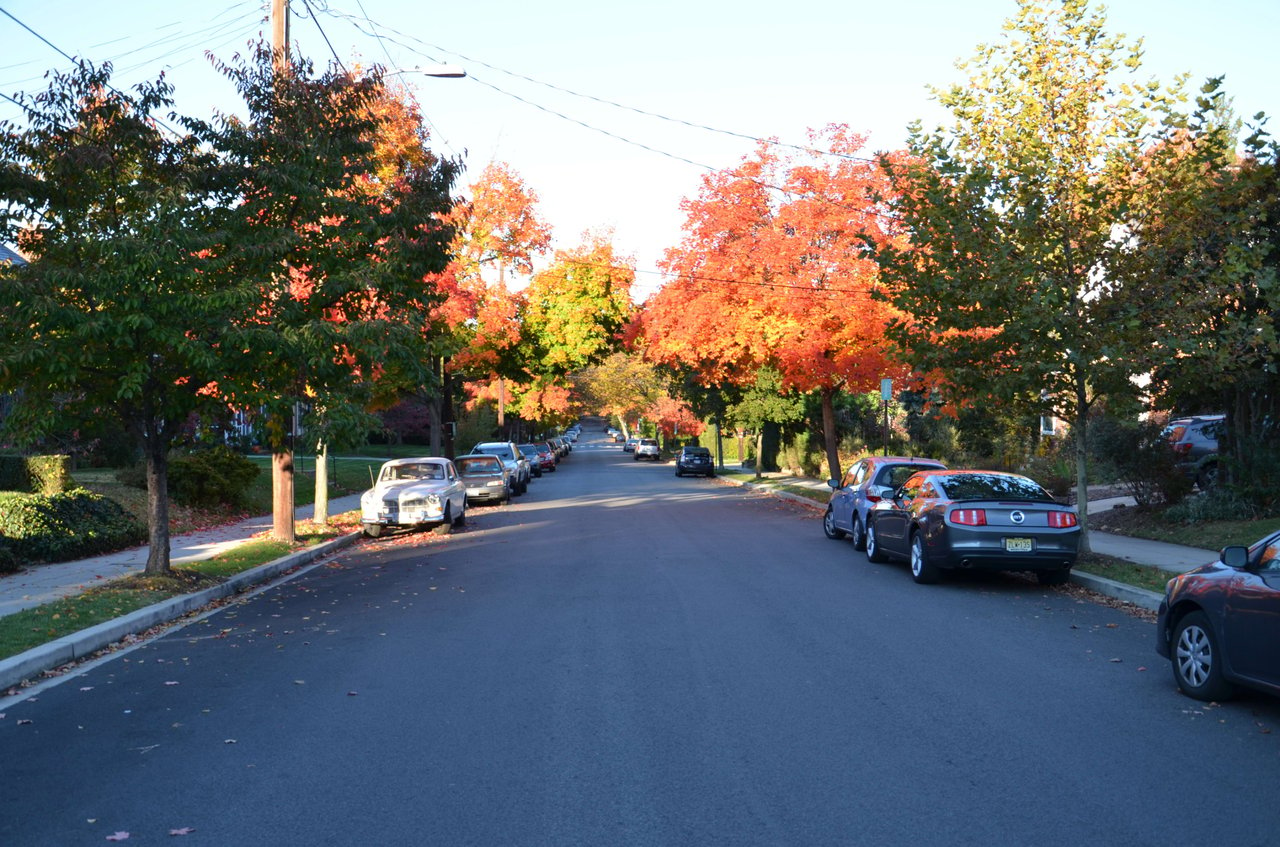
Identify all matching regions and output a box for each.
[0,494,363,618]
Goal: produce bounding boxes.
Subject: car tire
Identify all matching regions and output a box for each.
[675,468,683,477]
[434,506,453,535]
[1197,463,1218,491]
[1036,569,1070,586]
[1172,611,1236,701]
[909,533,940,584]
[363,523,383,539]
[865,521,889,563]
[822,506,846,540]
[453,503,466,527]
[850,516,866,552]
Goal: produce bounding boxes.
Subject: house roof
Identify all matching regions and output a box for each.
[0,244,26,266]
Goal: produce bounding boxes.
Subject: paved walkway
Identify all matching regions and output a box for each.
[0,494,362,618]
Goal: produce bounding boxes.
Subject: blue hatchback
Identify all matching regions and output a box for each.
[824,456,946,551]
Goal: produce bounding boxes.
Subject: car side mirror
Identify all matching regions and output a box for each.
[827,478,839,489]
[1221,546,1249,568]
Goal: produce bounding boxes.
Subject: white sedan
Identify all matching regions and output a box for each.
[360,457,467,538]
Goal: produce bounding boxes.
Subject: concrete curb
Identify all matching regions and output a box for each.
[722,471,1165,612]
[0,532,361,692]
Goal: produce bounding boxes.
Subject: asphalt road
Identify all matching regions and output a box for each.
[2,431,1279,846]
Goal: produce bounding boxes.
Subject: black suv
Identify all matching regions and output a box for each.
[1166,414,1223,489]
[675,446,714,477]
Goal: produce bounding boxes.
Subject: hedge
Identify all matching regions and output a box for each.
[0,488,146,564]
[0,454,73,495]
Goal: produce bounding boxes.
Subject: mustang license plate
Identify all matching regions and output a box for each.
[1004,537,1034,553]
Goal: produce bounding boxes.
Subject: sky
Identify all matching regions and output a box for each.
[2,0,1276,298]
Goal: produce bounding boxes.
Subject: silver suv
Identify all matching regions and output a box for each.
[469,441,531,494]
[634,438,661,461]
[1166,415,1223,489]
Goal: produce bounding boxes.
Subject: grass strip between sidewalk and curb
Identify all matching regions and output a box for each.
[0,514,362,664]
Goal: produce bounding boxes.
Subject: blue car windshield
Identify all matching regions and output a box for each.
[937,473,1051,502]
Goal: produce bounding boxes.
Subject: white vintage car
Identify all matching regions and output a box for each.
[360,457,467,538]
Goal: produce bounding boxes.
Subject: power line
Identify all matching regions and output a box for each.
[299,0,348,75]
[0,5,184,138]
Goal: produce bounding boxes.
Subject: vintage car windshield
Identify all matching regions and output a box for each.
[381,463,444,482]
[937,473,1052,502]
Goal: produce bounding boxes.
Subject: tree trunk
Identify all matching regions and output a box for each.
[1073,382,1091,554]
[273,449,295,542]
[754,430,764,481]
[820,386,841,482]
[143,430,172,576]
[442,365,456,458]
[313,441,329,526]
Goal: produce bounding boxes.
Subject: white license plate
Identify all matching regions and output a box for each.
[1004,537,1034,553]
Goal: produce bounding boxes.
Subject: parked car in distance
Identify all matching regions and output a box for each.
[634,438,661,461]
[825,456,947,551]
[1156,529,1280,701]
[612,431,626,442]
[527,442,557,472]
[360,457,467,538]
[675,446,714,477]
[469,441,530,494]
[623,437,639,452]
[1165,414,1223,489]
[455,454,511,506]
[516,443,546,477]
[865,470,1079,585]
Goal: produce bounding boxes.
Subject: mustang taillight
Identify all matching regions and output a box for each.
[1047,511,1078,528]
[950,508,987,526]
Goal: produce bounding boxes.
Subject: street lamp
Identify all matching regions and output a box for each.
[396,64,466,79]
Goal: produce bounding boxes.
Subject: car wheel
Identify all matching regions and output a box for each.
[1197,463,1218,490]
[675,468,682,477]
[453,503,466,527]
[850,516,866,552]
[822,506,847,540]
[909,533,940,584]
[363,523,383,539]
[434,506,453,535]
[865,521,889,563]
[1036,569,1069,586]
[633,455,639,461]
[1172,611,1236,701]
[502,491,511,506]
[549,465,556,472]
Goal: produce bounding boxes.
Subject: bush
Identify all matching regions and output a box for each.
[0,488,146,563]
[0,454,73,494]
[1090,417,1191,507]
[168,446,259,508]
[0,539,18,574]
[1164,489,1260,524]
[1021,451,1074,498]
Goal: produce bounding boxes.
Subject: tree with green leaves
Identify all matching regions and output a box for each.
[1134,81,1279,501]
[875,0,1188,550]
[0,61,233,576]
[194,47,457,540]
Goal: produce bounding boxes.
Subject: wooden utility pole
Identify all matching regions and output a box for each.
[270,0,296,542]
[272,0,290,75]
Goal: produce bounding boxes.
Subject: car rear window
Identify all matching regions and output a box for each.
[457,457,501,474]
[877,464,943,488]
[937,473,1052,501]
[683,447,710,456]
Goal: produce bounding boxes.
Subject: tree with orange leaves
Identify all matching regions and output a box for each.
[642,125,903,479]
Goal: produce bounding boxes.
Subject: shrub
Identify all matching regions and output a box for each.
[0,539,18,574]
[1164,489,1260,524]
[168,446,259,508]
[1021,452,1074,498]
[0,488,146,563]
[0,454,73,494]
[1090,417,1191,507]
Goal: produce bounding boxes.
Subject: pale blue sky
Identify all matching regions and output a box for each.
[2,1,1276,295]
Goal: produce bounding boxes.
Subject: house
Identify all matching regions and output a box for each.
[0,244,27,266]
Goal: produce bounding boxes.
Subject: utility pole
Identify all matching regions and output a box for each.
[272,0,290,75]
[270,0,295,542]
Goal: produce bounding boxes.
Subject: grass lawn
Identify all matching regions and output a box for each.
[0,514,359,661]
[1072,553,1175,594]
